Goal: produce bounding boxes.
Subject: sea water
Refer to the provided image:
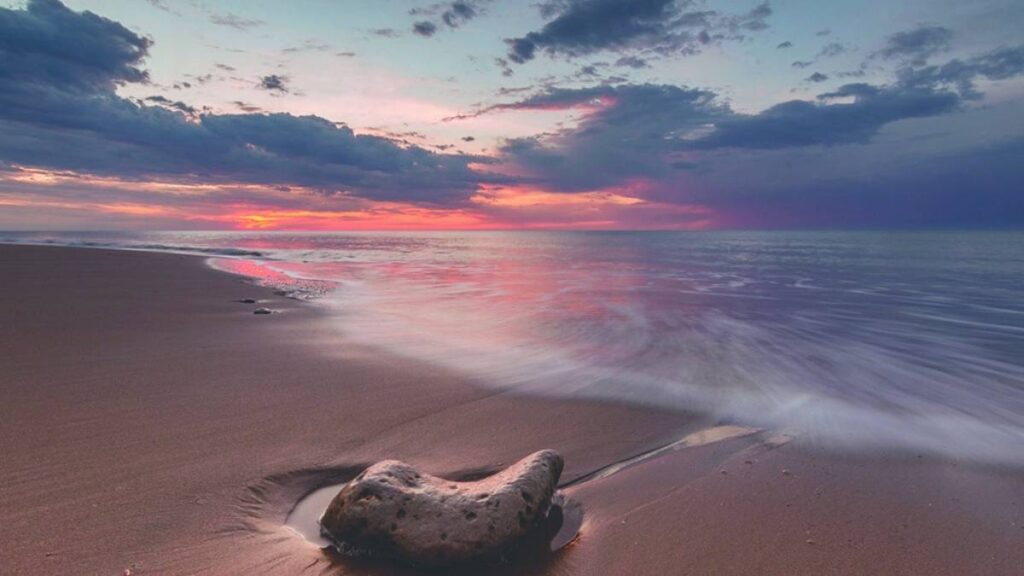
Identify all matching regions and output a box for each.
[6,230,1024,464]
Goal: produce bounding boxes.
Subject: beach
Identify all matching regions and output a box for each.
[1,243,1022,575]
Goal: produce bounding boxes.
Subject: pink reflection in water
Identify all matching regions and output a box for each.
[209,257,335,299]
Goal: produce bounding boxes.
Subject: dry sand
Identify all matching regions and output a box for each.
[1,244,1021,575]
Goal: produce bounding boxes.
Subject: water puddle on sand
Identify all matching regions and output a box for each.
[563,425,760,487]
[285,483,343,547]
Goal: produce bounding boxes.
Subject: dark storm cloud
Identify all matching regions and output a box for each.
[257,74,288,93]
[505,0,772,64]
[412,21,438,37]
[0,0,489,205]
[878,25,952,64]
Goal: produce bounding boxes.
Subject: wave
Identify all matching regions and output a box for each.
[0,235,265,258]
[7,230,1024,465]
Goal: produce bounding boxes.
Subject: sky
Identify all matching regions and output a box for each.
[0,0,1022,230]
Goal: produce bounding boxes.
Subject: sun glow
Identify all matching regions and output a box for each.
[1,166,718,230]
[472,186,646,208]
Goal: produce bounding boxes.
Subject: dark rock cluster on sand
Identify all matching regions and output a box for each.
[320,450,564,566]
[253,308,272,315]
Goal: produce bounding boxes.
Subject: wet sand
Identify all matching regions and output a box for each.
[1,244,1022,575]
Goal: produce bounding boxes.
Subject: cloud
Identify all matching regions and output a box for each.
[776,41,793,49]
[0,0,489,206]
[146,0,176,14]
[494,57,514,77]
[472,38,1024,191]
[442,1,479,27]
[4,0,1024,230]
[615,55,650,68]
[257,74,289,93]
[412,21,438,37]
[472,75,1024,226]
[369,28,400,38]
[143,95,197,115]
[692,83,959,150]
[209,12,263,30]
[282,40,331,53]
[700,135,1024,228]
[897,45,1024,99]
[817,42,846,58]
[505,0,772,64]
[0,0,151,92]
[232,101,262,113]
[806,72,828,82]
[789,41,848,71]
[878,25,952,64]
[410,1,491,36]
[481,84,724,190]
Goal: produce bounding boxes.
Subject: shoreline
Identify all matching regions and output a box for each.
[1,244,1022,575]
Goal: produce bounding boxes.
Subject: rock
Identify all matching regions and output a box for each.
[320,450,564,566]
[237,298,257,304]
[253,308,272,315]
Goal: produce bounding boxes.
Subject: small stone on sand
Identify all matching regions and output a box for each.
[320,450,564,566]
[253,308,272,315]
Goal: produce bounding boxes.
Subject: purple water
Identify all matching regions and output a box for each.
[5,230,1024,464]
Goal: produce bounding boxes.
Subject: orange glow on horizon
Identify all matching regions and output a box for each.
[0,195,180,218]
[1,166,721,231]
[221,207,497,230]
[472,185,646,208]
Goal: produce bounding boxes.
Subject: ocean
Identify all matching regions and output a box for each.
[5,230,1024,463]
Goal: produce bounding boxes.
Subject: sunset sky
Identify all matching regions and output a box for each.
[1,0,1022,230]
